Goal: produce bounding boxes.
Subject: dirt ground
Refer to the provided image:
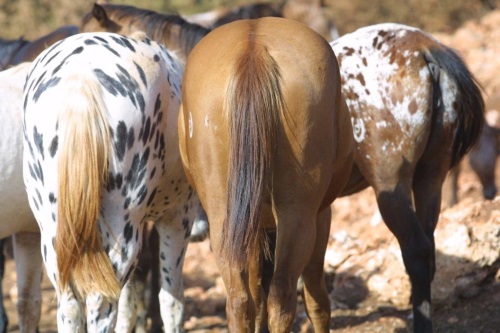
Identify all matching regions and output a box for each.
[1,151,498,333]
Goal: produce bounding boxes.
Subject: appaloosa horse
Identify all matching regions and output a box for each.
[179,17,353,332]
[331,23,484,332]
[0,25,78,71]
[23,31,199,332]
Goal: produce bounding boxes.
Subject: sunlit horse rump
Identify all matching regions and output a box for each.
[179,17,353,332]
[23,32,200,332]
[331,23,484,332]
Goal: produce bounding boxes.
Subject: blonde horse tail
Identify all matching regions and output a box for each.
[56,73,121,300]
[223,36,284,269]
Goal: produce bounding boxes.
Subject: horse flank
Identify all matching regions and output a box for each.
[424,46,485,168]
[56,72,120,300]
[223,33,284,269]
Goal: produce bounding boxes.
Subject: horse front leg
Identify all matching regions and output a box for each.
[376,183,433,333]
[13,232,43,333]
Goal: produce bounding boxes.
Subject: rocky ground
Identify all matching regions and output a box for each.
[2,10,500,333]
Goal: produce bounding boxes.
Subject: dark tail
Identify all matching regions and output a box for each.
[223,38,284,269]
[425,46,485,168]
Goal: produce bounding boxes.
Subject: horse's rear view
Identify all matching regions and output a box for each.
[179,17,353,332]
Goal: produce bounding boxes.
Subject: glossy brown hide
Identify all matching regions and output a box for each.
[179,17,353,332]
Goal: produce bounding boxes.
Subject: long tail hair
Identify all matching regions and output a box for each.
[425,46,485,168]
[56,73,121,300]
[223,36,284,269]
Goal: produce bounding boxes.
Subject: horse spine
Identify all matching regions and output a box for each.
[425,46,485,168]
[56,73,121,300]
[223,34,284,269]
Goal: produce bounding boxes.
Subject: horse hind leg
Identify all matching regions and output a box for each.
[300,206,332,332]
[376,182,434,333]
[154,215,193,333]
[267,209,319,333]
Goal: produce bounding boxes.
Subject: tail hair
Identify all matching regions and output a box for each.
[223,38,284,269]
[425,46,485,168]
[56,73,121,300]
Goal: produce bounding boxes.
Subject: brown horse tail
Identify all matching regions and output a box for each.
[223,35,284,269]
[424,46,485,168]
[56,73,121,300]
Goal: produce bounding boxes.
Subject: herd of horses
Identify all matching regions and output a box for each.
[0,1,496,333]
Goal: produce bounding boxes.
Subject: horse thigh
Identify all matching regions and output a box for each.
[13,232,42,333]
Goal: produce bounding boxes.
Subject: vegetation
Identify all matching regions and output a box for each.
[0,0,498,40]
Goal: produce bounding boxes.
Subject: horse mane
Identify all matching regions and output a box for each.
[83,4,211,58]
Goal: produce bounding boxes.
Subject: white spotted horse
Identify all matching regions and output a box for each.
[23,31,200,332]
[179,17,354,332]
[331,23,484,332]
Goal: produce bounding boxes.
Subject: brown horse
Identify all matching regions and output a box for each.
[0,25,78,70]
[80,3,210,61]
[331,23,484,332]
[179,17,353,332]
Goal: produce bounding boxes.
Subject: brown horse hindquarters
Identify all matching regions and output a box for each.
[179,17,352,332]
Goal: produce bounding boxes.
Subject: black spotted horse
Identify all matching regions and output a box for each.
[22,31,199,332]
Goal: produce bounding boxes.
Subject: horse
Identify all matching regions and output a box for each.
[22,31,200,332]
[330,23,484,332]
[0,62,45,333]
[0,25,78,71]
[179,17,354,332]
[80,3,211,62]
[183,0,339,41]
[0,38,27,71]
[447,110,499,205]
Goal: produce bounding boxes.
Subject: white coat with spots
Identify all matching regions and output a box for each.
[23,32,199,332]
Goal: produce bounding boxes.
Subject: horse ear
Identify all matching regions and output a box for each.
[92,3,109,24]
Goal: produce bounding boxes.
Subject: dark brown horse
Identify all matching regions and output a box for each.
[331,23,484,332]
[80,3,210,61]
[179,17,353,332]
[0,25,78,70]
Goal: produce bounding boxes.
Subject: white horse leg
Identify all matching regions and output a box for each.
[115,279,137,333]
[12,232,42,333]
[86,294,119,332]
[155,216,193,333]
[57,290,85,332]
